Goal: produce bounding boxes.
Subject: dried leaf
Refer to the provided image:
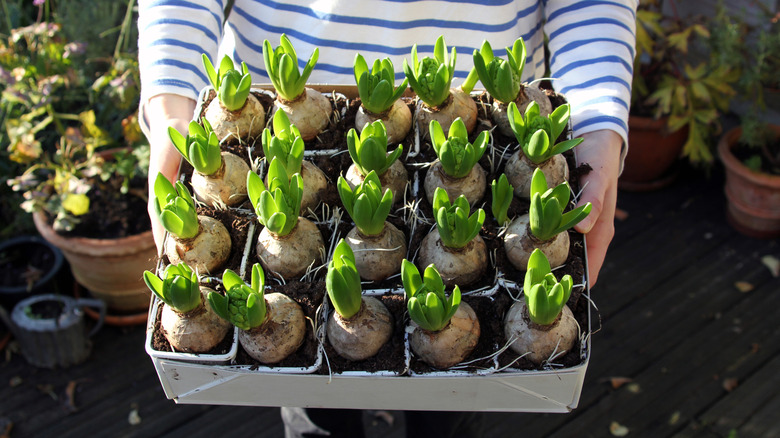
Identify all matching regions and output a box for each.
[37,384,57,400]
[0,416,12,438]
[610,421,630,436]
[669,411,681,425]
[372,410,395,426]
[65,381,78,413]
[603,377,633,389]
[751,343,760,354]
[614,208,629,221]
[128,408,141,426]
[761,255,779,277]
[626,383,642,394]
[734,282,754,293]
[722,377,739,392]
[8,377,22,388]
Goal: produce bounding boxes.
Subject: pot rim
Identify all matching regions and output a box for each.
[33,210,155,257]
[717,125,780,187]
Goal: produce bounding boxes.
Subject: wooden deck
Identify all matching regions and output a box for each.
[1,165,778,438]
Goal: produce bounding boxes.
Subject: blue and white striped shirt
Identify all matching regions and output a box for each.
[138,0,637,144]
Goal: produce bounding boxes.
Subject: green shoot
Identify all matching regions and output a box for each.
[347,120,403,177]
[354,54,408,114]
[472,38,526,104]
[263,34,318,101]
[402,260,461,332]
[202,54,252,111]
[262,109,305,177]
[430,118,488,178]
[208,264,267,331]
[432,188,484,249]
[524,249,573,326]
[247,158,303,237]
[491,173,514,225]
[337,171,393,236]
[507,101,583,165]
[326,239,363,319]
[528,168,591,241]
[403,36,456,108]
[152,173,199,240]
[143,261,201,314]
[167,119,222,175]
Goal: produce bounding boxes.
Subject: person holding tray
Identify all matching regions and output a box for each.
[138,1,637,437]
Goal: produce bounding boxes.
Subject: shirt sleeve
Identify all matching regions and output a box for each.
[544,0,637,153]
[137,0,226,104]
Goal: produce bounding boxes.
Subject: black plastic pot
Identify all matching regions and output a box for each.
[0,235,66,308]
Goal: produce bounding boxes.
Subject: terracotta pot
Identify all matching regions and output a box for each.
[717,125,780,238]
[33,211,156,312]
[620,115,688,191]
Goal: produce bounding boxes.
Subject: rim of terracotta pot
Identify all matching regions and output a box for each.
[33,211,156,258]
[717,125,780,188]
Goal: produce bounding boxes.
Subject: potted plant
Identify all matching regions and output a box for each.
[3,12,156,318]
[624,0,738,189]
[710,3,780,237]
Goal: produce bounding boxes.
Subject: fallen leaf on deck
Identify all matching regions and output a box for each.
[722,378,739,392]
[8,376,22,388]
[614,208,629,221]
[609,421,630,436]
[37,384,57,400]
[761,255,779,277]
[128,408,141,426]
[669,411,681,425]
[750,343,760,354]
[603,377,633,389]
[0,416,12,438]
[626,383,642,393]
[734,281,754,293]
[372,410,395,426]
[65,381,78,413]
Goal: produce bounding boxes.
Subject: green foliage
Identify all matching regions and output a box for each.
[429,118,488,178]
[633,0,738,165]
[208,264,267,331]
[152,173,199,240]
[262,109,304,177]
[403,36,456,108]
[528,168,591,241]
[337,170,393,236]
[402,260,461,332]
[354,54,408,114]
[491,173,514,225]
[472,38,526,103]
[347,120,403,177]
[143,261,201,314]
[247,158,303,237]
[507,101,582,165]
[263,34,318,101]
[326,239,363,319]
[1,0,147,238]
[432,188,484,249]
[168,119,222,175]
[203,54,251,111]
[523,249,573,326]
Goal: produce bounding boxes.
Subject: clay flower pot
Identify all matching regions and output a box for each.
[619,115,688,191]
[717,125,780,238]
[33,211,156,312]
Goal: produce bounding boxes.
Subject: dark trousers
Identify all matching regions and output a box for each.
[281,407,486,438]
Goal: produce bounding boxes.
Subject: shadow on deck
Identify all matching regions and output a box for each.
[1,165,778,438]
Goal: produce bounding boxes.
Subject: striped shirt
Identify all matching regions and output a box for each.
[138,0,637,144]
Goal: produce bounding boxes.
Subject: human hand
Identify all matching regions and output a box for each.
[573,130,623,287]
[145,94,197,254]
